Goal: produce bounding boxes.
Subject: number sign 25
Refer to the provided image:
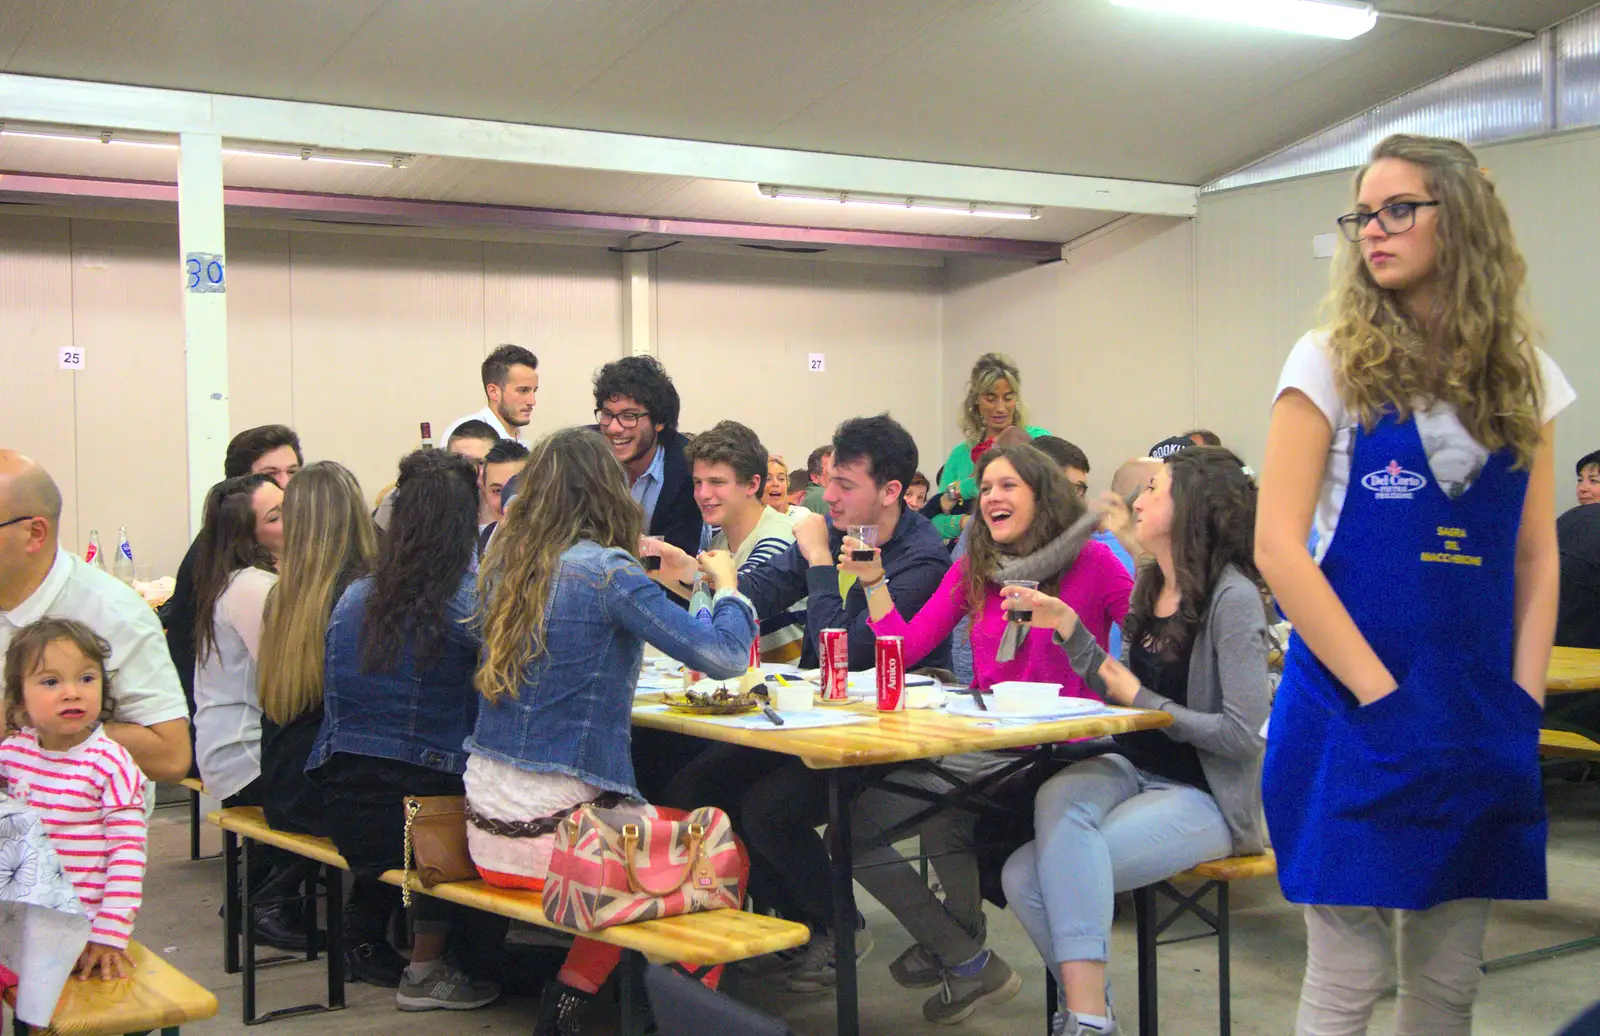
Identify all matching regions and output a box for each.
[185,252,226,294]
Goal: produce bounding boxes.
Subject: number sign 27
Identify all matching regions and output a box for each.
[186,252,226,294]
[808,353,826,373]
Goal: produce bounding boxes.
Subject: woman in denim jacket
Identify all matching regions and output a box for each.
[466,427,757,1036]
[306,449,501,1010]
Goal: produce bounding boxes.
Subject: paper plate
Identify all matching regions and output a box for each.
[945,696,1105,721]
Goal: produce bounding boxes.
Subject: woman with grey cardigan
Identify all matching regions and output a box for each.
[999,447,1273,1036]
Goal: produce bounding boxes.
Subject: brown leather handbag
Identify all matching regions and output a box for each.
[400,796,476,905]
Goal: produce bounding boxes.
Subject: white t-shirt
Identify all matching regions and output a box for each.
[441,406,525,445]
[1275,331,1576,562]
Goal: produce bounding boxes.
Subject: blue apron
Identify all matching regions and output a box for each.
[1263,412,1547,910]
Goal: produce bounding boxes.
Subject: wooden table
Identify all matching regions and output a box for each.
[1547,646,1600,695]
[633,698,1171,1036]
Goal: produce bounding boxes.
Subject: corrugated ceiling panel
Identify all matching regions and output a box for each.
[1557,5,1600,127]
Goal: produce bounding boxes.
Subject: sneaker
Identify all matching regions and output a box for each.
[736,944,808,976]
[532,981,593,1036]
[344,941,407,987]
[785,923,874,993]
[1051,1009,1120,1035]
[395,962,501,1012]
[889,943,943,989]
[923,951,1022,1025]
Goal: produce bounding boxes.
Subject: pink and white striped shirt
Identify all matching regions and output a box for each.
[0,727,147,948]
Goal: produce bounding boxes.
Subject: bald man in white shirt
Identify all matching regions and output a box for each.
[0,451,190,782]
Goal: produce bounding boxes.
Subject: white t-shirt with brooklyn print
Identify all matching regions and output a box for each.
[1275,330,1575,564]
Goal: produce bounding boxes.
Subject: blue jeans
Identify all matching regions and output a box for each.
[1001,753,1233,966]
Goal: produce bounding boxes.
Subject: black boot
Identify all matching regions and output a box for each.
[533,980,593,1036]
[345,940,408,988]
[253,904,312,952]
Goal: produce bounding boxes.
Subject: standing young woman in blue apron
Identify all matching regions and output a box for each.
[1256,134,1574,1034]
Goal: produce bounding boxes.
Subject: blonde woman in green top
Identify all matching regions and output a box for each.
[932,353,1050,540]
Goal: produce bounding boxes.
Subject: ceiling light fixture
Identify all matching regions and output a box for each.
[756,184,1040,220]
[0,124,179,149]
[1109,0,1377,39]
[222,144,409,168]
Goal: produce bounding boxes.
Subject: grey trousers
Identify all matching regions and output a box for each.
[848,751,1016,967]
[1296,899,1492,1036]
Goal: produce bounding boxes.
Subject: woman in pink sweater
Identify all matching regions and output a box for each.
[839,444,1132,1024]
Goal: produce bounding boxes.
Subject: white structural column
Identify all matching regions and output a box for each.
[622,251,656,357]
[178,132,230,535]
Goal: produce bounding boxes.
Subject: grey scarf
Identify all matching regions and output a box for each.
[992,510,1104,662]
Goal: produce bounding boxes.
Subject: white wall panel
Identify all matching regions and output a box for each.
[0,215,78,549]
[656,251,944,485]
[483,241,625,438]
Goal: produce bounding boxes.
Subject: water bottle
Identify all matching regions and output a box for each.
[113,526,136,584]
[85,530,106,571]
[689,574,713,623]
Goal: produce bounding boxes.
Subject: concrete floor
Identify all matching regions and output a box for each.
[111,774,1600,1035]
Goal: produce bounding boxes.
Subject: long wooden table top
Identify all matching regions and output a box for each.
[1547,646,1600,694]
[631,697,1172,769]
[20,940,218,1036]
[379,871,809,966]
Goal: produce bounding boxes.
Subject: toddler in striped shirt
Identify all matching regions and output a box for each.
[2,617,147,981]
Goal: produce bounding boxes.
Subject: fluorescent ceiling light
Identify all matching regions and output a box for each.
[756,183,1040,220]
[0,125,178,149]
[1109,0,1377,39]
[223,145,407,168]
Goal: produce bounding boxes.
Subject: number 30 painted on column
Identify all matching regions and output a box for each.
[186,254,225,292]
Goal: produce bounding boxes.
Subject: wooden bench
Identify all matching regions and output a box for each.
[1539,727,1600,761]
[1128,851,1277,1036]
[6,940,218,1036]
[206,807,347,1025]
[381,871,807,1036]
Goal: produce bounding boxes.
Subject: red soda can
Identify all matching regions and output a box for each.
[875,636,906,711]
[820,628,850,701]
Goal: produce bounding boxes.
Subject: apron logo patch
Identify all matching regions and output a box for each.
[1361,460,1427,500]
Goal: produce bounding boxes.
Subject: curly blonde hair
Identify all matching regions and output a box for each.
[1324,134,1543,467]
[958,353,1027,443]
[475,428,643,703]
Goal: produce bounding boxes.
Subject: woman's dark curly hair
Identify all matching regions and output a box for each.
[1125,446,1267,660]
[361,449,479,672]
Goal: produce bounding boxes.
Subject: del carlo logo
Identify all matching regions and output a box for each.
[1361,460,1427,500]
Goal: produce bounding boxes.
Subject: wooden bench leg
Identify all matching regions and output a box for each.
[1133,885,1159,1036]
[1218,881,1231,1036]
[242,836,259,1024]
[324,863,345,1010]
[223,829,242,975]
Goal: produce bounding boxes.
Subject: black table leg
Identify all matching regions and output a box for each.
[241,837,257,1024]
[1133,885,1158,1036]
[828,769,860,1036]
[189,788,202,861]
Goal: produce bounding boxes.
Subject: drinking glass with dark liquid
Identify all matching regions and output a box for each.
[1003,579,1039,623]
[641,535,664,572]
[848,525,880,562]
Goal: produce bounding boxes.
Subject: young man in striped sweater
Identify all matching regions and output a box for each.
[2,618,146,979]
[645,420,805,662]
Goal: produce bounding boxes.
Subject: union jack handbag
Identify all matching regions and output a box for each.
[541,803,742,931]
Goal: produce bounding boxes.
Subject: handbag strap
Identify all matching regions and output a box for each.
[401,798,420,908]
[618,820,708,897]
[467,791,631,839]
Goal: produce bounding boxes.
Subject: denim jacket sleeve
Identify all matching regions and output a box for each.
[600,554,758,680]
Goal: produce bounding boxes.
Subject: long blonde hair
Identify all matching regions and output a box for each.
[258,462,377,725]
[958,353,1027,443]
[1324,134,1543,466]
[475,428,643,703]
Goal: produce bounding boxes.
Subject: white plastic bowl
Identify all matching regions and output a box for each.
[989,681,1065,715]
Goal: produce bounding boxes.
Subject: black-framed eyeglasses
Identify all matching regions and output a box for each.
[595,409,649,429]
[0,515,40,531]
[1070,481,1089,498]
[1336,201,1440,242]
